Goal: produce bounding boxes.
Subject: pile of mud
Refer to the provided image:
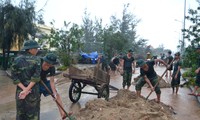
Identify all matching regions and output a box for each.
[58,64,96,83]
[75,89,175,120]
[68,64,95,77]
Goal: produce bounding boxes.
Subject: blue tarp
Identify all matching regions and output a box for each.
[80,51,98,64]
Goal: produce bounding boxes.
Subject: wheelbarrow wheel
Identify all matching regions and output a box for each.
[69,81,81,103]
[99,83,110,101]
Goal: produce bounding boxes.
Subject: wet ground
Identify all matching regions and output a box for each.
[0,65,200,120]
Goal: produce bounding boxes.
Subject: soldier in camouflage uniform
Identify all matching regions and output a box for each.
[11,40,41,120]
[165,50,174,78]
[40,53,71,119]
[135,59,168,103]
[171,52,182,94]
[120,49,136,90]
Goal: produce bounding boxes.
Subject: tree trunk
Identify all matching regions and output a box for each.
[2,48,8,70]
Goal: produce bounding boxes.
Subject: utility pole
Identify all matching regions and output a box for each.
[182,0,186,54]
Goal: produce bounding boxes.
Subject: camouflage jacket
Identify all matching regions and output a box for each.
[11,52,41,86]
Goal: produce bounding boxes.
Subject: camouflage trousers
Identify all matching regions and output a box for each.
[16,86,40,120]
[122,70,132,88]
[135,76,161,94]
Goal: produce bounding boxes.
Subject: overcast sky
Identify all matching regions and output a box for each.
[14,0,199,52]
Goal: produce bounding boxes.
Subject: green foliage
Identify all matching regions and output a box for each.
[102,3,141,59]
[81,10,103,53]
[0,0,40,69]
[42,3,148,62]
[182,68,196,78]
[188,77,196,86]
[57,65,67,71]
[102,29,127,59]
[182,68,196,87]
[56,49,71,67]
[43,21,83,53]
[182,46,198,68]
[40,21,83,67]
[182,3,200,69]
[81,4,144,59]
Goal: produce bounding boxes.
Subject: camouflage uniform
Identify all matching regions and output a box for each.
[171,54,182,87]
[40,53,57,96]
[135,60,161,94]
[122,51,135,88]
[11,40,41,120]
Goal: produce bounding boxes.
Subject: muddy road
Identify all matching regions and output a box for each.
[0,65,200,120]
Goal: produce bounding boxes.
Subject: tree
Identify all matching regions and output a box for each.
[102,3,140,59]
[182,1,200,68]
[102,27,126,59]
[81,9,95,52]
[120,3,140,49]
[42,21,83,66]
[0,0,38,70]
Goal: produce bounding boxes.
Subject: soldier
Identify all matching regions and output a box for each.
[165,50,174,77]
[11,40,41,120]
[146,52,152,61]
[98,54,110,73]
[39,53,71,119]
[109,53,120,76]
[171,52,182,94]
[135,59,168,103]
[120,49,135,90]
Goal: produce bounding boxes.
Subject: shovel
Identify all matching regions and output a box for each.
[40,80,76,120]
[145,59,174,100]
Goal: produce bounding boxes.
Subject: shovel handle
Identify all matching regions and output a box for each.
[145,68,168,100]
[40,80,70,118]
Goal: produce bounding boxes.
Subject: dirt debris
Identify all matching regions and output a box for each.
[55,64,95,84]
[75,89,176,120]
[59,65,175,120]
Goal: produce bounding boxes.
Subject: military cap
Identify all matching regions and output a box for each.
[137,59,146,67]
[128,49,133,53]
[22,40,40,50]
[43,53,57,65]
[175,52,180,56]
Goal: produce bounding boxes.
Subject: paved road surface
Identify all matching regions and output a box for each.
[0,65,200,120]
